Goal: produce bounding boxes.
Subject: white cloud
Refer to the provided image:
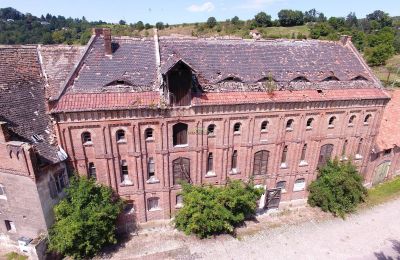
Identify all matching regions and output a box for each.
[187,2,215,12]
[236,0,284,9]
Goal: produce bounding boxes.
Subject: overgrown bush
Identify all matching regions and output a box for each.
[174,180,263,238]
[365,43,395,66]
[48,176,123,259]
[308,159,367,218]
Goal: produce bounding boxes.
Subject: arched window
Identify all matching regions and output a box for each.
[121,160,131,184]
[253,150,269,175]
[286,119,294,130]
[300,144,307,162]
[233,123,241,133]
[293,178,306,191]
[231,150,238,171]
[145,128,154,140]
[173,123,188,146]
[276,181,286,192]
[207,152,213,172]
[82,132,92,144]
[349,115,356,125]
[306,118,314,129]
[147,157,155,179]
[207,124,216,135]
[328,116,336,127]
[116,129,125,142]
[261,121,269,131]
[88,162,96,180]
[364,114,372,124]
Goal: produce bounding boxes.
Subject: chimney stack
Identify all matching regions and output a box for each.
[92,28,112,55]
[340,35,352,45]
[0,122,10,143]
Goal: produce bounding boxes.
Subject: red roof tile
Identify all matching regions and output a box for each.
[375,89,400,150]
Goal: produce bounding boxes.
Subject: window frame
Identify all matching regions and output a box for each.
[276,181,287,193]
[207,124,216,136]
[364,114,372,125]
[328,116,336,128]
[147,197,160,211]
[293,178,306,192]
[233,122,241,134]
[261,121,269,131]
[145,128,154,140]
[88,162,97,180]
[286,119,294,131]
[116,129,126,143]
[147,157,155,179]
[81,131,92,144]
[306,118,314,129]
[173,123,188,147]
[231,150,238,172]
[5,220,16,233]
[348,115,356,126]
[120,160,132,185]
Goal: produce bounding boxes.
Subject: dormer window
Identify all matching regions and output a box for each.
[351,75,368,81]
[322,76,339,81]
[105,79,133,87]
[291,76,309,82]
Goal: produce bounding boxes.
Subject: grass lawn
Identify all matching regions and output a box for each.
[363,176,400,208]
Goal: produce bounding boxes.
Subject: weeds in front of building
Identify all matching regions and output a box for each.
[308,159,367,218]
[174,180,263,238]
[48,176,123,259]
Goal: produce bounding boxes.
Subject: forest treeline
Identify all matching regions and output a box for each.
[0,7,399,66]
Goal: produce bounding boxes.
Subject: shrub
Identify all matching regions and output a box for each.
[365,43,395,66]
[174,180,263,238]
[48,176,123,259]
[206,17,217,28]
[308,159,367,218]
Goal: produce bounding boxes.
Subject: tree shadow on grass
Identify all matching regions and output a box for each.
[374,239,400,260]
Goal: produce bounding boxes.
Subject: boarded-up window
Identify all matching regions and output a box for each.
[173,157,190,185]
[318,144,334,168]
[173,123,188,146]
[253,150,269,175]
[342,140,348,156]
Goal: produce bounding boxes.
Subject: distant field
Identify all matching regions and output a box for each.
[372,55,400,87]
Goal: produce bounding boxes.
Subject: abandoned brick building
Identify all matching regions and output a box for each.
[1,27,399,239]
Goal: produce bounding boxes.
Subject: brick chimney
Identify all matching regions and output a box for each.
[0,121,10,142]
[92,28,112,55]
[340,35,352,45]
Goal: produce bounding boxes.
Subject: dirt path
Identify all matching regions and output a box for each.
[104,199,400,260]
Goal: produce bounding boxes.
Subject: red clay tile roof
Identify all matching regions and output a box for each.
[375,89,400,150]
[38,45,85,99]
[0,46,61,164]
[52,92,160,112]
[192,88,389,105]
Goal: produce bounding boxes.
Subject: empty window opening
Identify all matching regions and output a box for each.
[328,116,336,127]
[148,157,155,179]
[261,121,269,131]
[291,76,309,82]
[349,115,356,125]
[231,150,238,170]
[88,162,97,180]
[286,119,294,130]
[384,149,392,156]
[352,75,368,81]
[323,76,339,81]
[207,153,213,172]
[145,128,154,140]
[207,124,216,135]
[173,123,188,146]
[82,132,92,144]
[233,123,241,133]
[148,197,159,211]
[300,144,307,162]
[276,181,286,192]
[364,114,372,124]
[306,118,314,128]
[121,160,130,183]
[116,129,126,142]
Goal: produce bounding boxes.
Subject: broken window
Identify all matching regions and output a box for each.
[121,160,131,184]
[328,116,336,127]
[286,119,294,130]
[116,129,126,142]
[364,114,372,124]
[0,184,6,199]
[276,181,287,192]
[233,123,241,133]
[261,121,269,131]
[145,128,154,140]
[148,157,155,179]
[82,132,92,144]
[207,153,213,173]
[349,115,356,125]
[147,197,159,211]
[300,144,307,162]
[207,124,216,135]
[88,162,96,180]
[306,118,314,129]
[5,220,15,233]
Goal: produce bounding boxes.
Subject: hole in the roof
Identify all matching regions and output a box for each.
[317,89,323,94]
[218,76,243,83]
[105,80,133,87]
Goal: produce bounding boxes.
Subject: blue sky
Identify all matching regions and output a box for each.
[0,0,399,24]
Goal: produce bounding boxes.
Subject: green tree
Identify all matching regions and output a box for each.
[308,159,367,218]
[135,21,144,31]
[119,20,126,25]
[277,9,304,26]
[231,16,240,25]
[155,21,164,30]
[365,43,395,66]
[366,10,392,29]
[345,12,358,28]
[175,180,263,238]
[48,176,123,259]
[206,16,217,28]
[254,12,272,27]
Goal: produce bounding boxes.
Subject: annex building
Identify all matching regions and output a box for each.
[1,28,399,243]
